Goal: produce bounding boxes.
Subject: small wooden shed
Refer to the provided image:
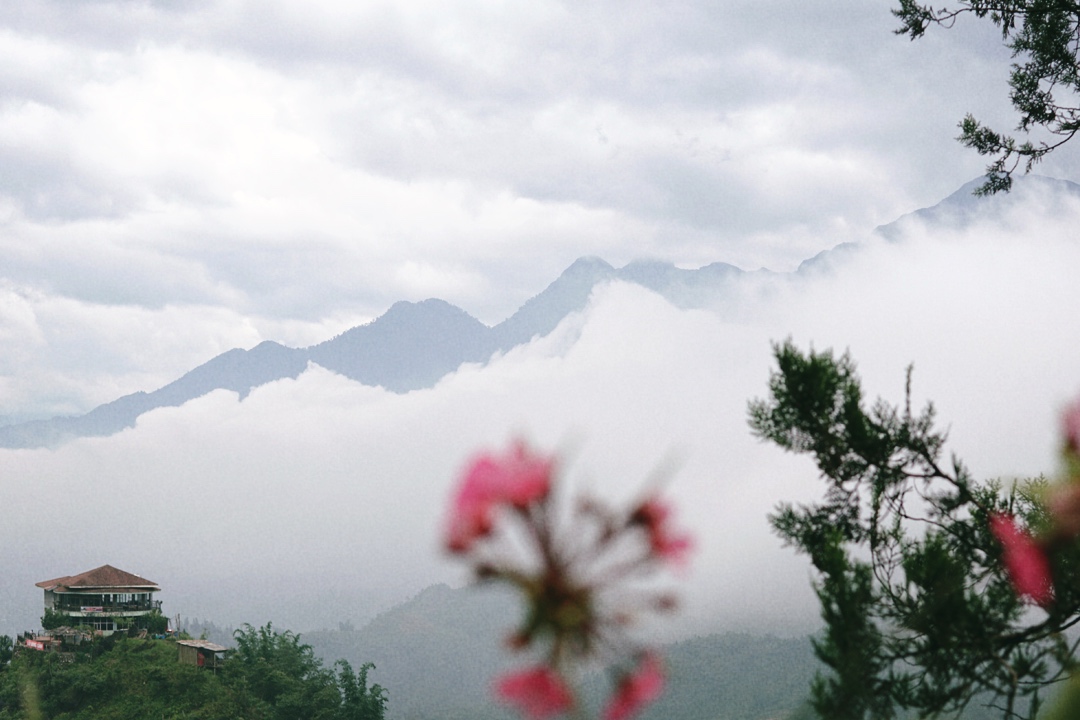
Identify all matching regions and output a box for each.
[177,639,227,669]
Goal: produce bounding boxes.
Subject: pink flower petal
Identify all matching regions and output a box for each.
[445,457,498,553]
[498,441,555,509]
[603,652,665,720]
[445,441,554,553]
[990,513,1053,607]
[633,498,693,565]
[495,666,573,720]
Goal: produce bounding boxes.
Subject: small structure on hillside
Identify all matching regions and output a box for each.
[15,626,93,662]
[36,564,162,635]
[20,634,61,653]
[177,639,227,669]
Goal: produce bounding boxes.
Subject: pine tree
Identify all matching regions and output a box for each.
[750,340,1080,719]
[893,0,1080,194]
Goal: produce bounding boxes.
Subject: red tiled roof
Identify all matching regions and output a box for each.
[36,564,160,591]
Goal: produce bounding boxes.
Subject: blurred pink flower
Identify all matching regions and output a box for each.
[1064,397,1080,456]
[603,652,665,720]
[495,666,573,720]
[445,441,554,553]
[633,498,693,565]
[445,465,496,553]
[990,513,1053,607]
[491,441,555,509]
[449,440,681,719]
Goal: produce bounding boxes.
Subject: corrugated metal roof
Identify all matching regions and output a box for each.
[36,564,160,591]
[177,639,228,652]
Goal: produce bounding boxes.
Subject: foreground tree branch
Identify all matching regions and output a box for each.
[749,340,1080,719]
[893,0,1080,194]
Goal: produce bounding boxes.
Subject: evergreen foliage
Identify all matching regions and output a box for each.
[141,610,169,635]
[0,625,386,720]
[38,611,64,633]
[749,340,1080,719]
[893,0,1080,194]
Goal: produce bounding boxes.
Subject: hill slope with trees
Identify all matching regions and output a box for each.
[0,625,386,720]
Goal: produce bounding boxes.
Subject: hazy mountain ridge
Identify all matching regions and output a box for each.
[0,257,757,449]
[875,174,1080,240]
[798,174,1080,273]
[4,174,1078,450]
[301,582,820,720]
[304,584,518,720]
[308,299,496,393]
[299,583,1014,720]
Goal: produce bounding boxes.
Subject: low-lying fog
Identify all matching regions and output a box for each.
[4,189,1079,641]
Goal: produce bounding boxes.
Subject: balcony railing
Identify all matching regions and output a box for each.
[54,600,162,614]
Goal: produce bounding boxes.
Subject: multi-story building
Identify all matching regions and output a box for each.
[36,564,162,634]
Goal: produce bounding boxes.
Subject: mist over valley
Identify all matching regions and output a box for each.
[3,177,1079,653]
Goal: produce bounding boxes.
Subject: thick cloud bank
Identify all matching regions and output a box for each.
[6,0,1080,423]
[3,192,1080,638]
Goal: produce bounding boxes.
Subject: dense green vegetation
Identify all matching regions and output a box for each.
[0,624,386,720]
[1,584,1025,719]
[751,341,1079,719]
[0,585,834,720]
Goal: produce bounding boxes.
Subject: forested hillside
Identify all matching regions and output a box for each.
[301,582,1026,720]
[0,625,385,720]
[0,607,1031,719]
[303,584,823,720]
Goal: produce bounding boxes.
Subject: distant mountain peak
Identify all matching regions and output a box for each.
[875,173,1080,240]
[386,297,459,312]
[5,174,1063,449]
[565,255,614,273]
[375,298,476,325]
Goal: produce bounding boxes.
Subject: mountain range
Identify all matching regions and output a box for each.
[246,581,1009,720]
[3,174,1078,450]
[296,583,822,720]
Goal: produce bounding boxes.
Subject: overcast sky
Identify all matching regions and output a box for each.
[3,1,1080,642]
[4,198,1080,637]
[3,0,1077,421]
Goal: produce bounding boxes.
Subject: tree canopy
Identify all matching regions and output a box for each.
[893,0,1080,194]
[0,624,387,720]
[225,623,388,720]
[749,340,1080,719]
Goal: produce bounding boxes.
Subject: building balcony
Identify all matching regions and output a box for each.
[54,600,163,617]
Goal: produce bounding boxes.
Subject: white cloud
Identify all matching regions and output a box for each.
[2,0,1080,648]
[3,192,1078,639]
[0,284,275,418]
[0,0,1040,332]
